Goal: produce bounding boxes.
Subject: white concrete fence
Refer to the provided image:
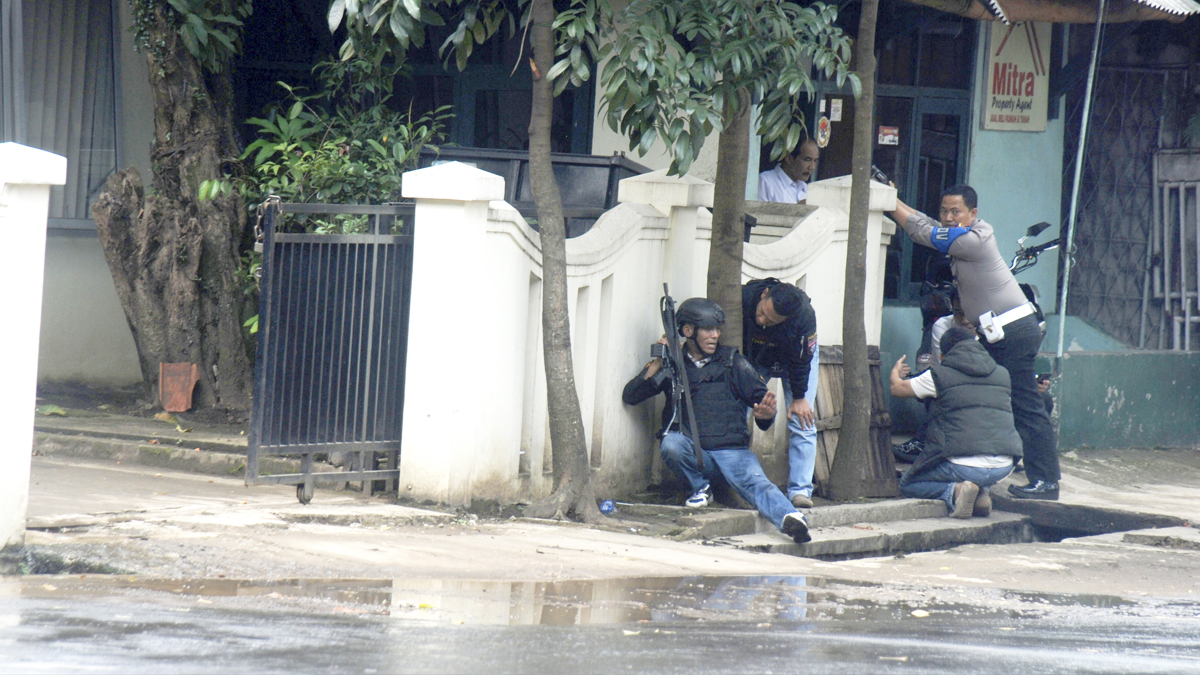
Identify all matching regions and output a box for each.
[2,143,66,551]
[399,162,896,506]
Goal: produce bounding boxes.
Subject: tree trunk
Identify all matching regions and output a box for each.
[828,0,882,500]
[522,0,601,522]
[708,96,751,347]
[90,3,251,412]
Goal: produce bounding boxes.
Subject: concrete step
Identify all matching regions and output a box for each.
[806,499,950,529]
[621,498,952,538]
[615,498,1018,558]
[725,511,1033,560]
[35,430,320,479]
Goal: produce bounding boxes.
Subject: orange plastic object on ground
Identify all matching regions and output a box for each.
[159,362,200,412]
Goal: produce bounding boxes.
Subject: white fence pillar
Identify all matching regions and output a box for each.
[617,169,714,299]
[0,143,66,551]
[794,175,896,345]
[399,162,506,506]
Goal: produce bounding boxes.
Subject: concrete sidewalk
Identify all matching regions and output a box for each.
[21,405,1200,598]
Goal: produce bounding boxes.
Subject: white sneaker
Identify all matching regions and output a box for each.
[782,512,811,544]
[685,485,712,508]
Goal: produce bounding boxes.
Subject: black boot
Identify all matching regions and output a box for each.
[1007,480,1058,500]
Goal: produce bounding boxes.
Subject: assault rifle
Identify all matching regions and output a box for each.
[659,284,705,471]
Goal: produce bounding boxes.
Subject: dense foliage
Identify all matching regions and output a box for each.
[201,47,451,235]
[600,0,858,176]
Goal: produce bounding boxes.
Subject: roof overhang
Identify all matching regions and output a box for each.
[903,0,1200,23]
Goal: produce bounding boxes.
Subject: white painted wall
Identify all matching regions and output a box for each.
[0,143,66,551]
[37,235,143,385]
[399,162,895,505]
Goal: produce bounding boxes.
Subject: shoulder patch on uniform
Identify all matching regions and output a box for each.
[931,226,969,254]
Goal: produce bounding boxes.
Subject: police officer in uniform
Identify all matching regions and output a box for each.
[891,185,1059,500]
[622,298,812,543]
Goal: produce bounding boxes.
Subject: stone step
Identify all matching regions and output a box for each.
[726,511,1033,560]
[616,498,988,543]
[805,499,950,529]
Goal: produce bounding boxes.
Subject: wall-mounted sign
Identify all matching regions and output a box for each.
[830,98,843,122]
[817,117,831,148]
[878,126,899,146]
[983,21,1050,132]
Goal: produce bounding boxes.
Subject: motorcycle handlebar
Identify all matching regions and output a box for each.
[1025,240,1059,255]
[1009,232,1060,274]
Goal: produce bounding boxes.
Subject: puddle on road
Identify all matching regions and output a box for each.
[3,574,1139,626]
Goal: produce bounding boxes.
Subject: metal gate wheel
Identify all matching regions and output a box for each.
[297,483,314,505]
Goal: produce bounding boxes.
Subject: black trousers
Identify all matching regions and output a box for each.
[983,314,1061,482]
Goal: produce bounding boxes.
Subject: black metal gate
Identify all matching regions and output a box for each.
[1061,66,1189,348]
[247,199,414,503]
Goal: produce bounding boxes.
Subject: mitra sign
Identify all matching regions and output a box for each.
[983,21,1050,132]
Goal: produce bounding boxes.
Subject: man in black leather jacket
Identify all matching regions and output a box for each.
[742,278,819,509]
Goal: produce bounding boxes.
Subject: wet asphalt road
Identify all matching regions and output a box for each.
[4,575,1200,674]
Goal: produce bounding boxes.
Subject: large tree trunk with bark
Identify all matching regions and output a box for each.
[90,3,251,411]
[522,0,600,522]
[828,0,882,500]
[709,97,751,347]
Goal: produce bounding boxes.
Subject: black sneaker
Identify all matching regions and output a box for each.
[782,512,811,544]
[1007,480,1058,500]
[892,438,924,463]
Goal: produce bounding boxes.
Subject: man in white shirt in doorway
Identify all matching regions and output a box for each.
[758,138,820,204]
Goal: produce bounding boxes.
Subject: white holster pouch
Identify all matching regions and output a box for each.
[977,303,1035,343]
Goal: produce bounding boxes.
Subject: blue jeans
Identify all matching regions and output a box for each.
[899,460,1015,510]
[781,346,820,501]
[660,432,799,531]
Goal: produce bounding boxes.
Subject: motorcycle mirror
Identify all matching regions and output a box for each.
[1026,221,1052,238]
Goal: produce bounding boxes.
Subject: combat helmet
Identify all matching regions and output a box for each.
[676,298,726,335]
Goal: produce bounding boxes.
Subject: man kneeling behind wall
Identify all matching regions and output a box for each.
[621,297,812,545]
[889,326,1023,518]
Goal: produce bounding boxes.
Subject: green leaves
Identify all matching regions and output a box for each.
[156,0,250,74]
[197,179,234,201]
[600,0,856,174]
[328,0,346,32]
[232,47,453,216]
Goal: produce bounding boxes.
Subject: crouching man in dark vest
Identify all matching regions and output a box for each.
[888,326,1023,518]
[622,298,812,544]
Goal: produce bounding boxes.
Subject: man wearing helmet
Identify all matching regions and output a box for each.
[742,278,820,509]
[622,297,812,544]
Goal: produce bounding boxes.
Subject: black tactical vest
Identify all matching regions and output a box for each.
[685,346,751,450]
[926,347,1023,462]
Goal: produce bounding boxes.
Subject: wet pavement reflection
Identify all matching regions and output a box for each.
[3,574,1200,674]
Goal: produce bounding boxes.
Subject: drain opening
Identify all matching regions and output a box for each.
[998,498,1188,543]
